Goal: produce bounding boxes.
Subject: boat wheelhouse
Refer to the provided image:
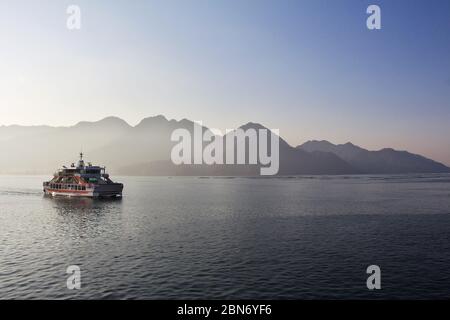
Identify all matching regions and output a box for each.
[43,153,123,198]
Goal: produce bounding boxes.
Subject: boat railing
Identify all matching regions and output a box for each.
[45,182,89,191]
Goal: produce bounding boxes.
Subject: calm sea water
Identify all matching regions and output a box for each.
[1,174,450,300]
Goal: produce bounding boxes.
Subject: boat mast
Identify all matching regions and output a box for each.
[78,152,85,168]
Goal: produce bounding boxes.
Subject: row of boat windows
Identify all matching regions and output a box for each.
[49,184,87,191]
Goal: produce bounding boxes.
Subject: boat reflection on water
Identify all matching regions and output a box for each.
[45,193,122,208]
[44,195,124,238]
[45,194,123,214]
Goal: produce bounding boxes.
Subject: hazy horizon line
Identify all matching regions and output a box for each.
[1,114,447,164]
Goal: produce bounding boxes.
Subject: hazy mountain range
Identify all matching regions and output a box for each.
[0,115,449,175]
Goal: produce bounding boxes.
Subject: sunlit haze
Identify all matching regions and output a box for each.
[1,0,449,165]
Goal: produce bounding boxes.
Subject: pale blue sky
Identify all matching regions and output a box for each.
[0,0,449,164]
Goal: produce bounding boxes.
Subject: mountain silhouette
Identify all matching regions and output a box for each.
[298,140,450,174]
[0,116,449,175]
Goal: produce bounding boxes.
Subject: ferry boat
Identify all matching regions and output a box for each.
[43,153,123,198]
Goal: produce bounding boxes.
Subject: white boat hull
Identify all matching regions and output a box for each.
[43,184,123,198]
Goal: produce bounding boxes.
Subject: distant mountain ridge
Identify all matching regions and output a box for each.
[0,116,449,175]
[298,140,450,174]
